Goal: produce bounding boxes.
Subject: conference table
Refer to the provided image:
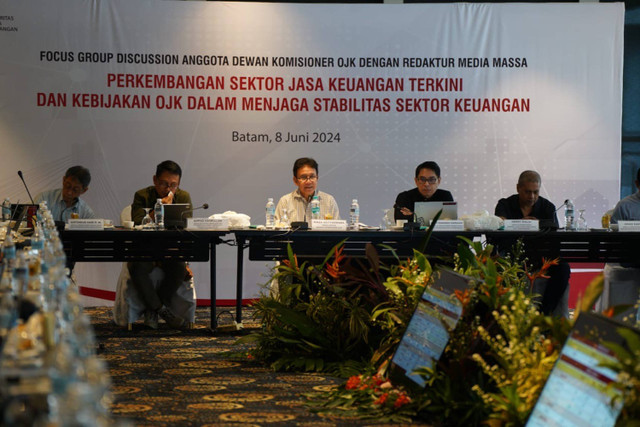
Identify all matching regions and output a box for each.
[61,228,229,330]
[232,228,640,322]
[62,227,640,329]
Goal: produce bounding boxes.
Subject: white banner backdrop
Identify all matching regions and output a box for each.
[0,0,624,306]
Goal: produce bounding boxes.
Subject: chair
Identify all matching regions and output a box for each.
[595,209,640,320]
[596,263,640,321]
[112,206,197,330]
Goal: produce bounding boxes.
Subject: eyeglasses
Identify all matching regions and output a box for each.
[417,176,438,185]
[63,179,85,195]
[158,181,179,190]
[297,175,317,182]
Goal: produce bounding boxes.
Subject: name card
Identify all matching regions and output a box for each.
[186,218,229,230]
[430,220,465,231]
[618,220,640,232]
[310,219,348,231]
[67,219,105,230]
[504,219,539,231]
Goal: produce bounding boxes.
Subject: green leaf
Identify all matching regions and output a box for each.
[417,209,442,254]
[575,274,604,316]
[618,327,640,353]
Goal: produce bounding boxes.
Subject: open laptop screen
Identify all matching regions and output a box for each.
[526,312,632,427]
[163,203,190,229]
[414,201,457,226]
[389,269,472,389]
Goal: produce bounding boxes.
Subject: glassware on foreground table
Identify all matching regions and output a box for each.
[141,208,153,229]
[280,208,290,228]
[380,209,394,230]
[601,212,611,229]
[576,209,588,231]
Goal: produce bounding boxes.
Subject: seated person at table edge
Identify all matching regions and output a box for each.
[128,160,192,329]
[494,170,569,316]
[494,170,559,227]
[394,161,453,221]
[131,161,192,225]
[611,167,640,223]
[275,157,340,223]
[34,165,96,222]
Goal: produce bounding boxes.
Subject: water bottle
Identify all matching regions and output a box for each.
[349,199,360,230]
[564,199,575,231]
[2,198,10,221]
[2,231,16,265]
[31,224,45,256]
[12,250,28,296]
[310,196,321,220]
[154,199,164,230]
[265,198,275,229]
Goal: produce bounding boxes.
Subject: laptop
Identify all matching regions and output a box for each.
[414,201,458,226]
[389,269,473,389]
[163,203,191,229]
[526,312,636,426]
[10,204,38,230]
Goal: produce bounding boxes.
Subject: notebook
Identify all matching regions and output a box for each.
[163,203,191,229]
[389,269,472,389]
[526,312,636,426]
[414,201,458,226]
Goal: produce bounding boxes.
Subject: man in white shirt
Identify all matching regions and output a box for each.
[275,157,340,223]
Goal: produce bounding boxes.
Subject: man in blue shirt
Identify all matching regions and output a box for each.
[35,166,96,222]
[611,167,640,223]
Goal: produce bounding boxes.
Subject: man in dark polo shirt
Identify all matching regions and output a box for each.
[394,161,454,221]
[495,170,569,316]
[128,160,192,329]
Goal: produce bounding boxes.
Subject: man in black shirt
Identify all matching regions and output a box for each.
[394,161,454,221]
[495,170,569,316]
[495,170,559,228]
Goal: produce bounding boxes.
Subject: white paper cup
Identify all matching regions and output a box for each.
[396,220,407,227]
[123,220,134,229]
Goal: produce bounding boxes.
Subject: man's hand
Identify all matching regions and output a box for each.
[161,191,174,205]
[400,207,413,217]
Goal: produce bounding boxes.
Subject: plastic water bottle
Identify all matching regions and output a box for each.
[265,198,275,229]
[2,198,10,221]
[310,196,321,220]
[12,250,28,296]
[564,199,575,231]
[154,199,164,230]
[349,199,360,230]
[31,224,45,256]
[2,231,16,265]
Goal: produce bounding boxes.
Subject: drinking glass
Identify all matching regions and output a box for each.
[141,208,153,228]
[576,209,588,231]
[381,209,394,230]
[281,208,290,228]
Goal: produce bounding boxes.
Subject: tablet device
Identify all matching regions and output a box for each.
[526,312,635,427]
[388,269,473,389]
[163,203,191,229]
[414,201,457,226]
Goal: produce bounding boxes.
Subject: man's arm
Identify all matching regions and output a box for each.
[131,190,148,225]
[394,191,413,221]
[441,190,455,202]
[494,198,510,219]
[274,195,287,222]
[326,194,340,220]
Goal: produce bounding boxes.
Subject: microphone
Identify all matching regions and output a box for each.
[555,199,571,213]
[180,203,209,218]
[17,171,35,204]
